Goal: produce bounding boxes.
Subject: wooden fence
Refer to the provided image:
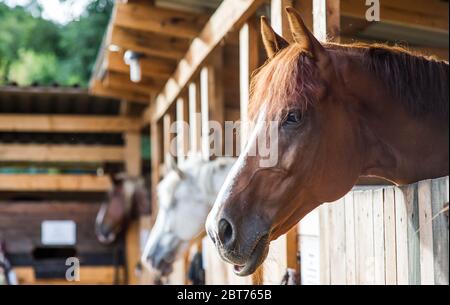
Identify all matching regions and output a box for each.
[315,177,449,285]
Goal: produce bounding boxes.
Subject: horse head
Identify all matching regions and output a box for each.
[96,173,150,244]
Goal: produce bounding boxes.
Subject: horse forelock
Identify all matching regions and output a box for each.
[249,44,320,122]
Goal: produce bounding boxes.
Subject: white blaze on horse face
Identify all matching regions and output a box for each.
[206,109,270,234]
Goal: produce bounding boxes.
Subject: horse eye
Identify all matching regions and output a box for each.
[283,110,303,126]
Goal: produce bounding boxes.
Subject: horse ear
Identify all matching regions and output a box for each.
[285,7,326,59]
[261,16,289,58]
[165,153,185,179]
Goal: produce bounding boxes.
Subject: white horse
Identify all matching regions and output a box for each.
[141,156,236,277]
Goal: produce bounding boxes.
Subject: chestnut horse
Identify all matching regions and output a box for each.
[96,174,150,244]
[206,7,449,276]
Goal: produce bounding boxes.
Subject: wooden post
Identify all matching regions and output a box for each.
[163,112,175,163]
[176,96,190,163]
[200,49,224,160]
[239,17,259,150]
[188,81,202,155]
[124,131,142,285]
[176,95,190,283]
[150,120,162,217]
[313,0,340,42]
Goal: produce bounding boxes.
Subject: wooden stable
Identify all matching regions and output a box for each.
[88,0,449,285]
[0,86,148,284]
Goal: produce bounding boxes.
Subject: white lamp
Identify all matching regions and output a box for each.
[123,50,142,83]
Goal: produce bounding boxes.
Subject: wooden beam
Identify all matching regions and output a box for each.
[145,0,264,124]
[0,144,124,163]
[0,114,140,133]
[341,0,449,33]
[0,174,111,192]
[113,2,208,39]
[90,79,150,104]
[107,50,175,80]
[103,71,163,95]
[110,26,189,60]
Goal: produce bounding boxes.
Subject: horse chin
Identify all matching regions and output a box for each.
[156,259,174,277]
[232,234,269,277]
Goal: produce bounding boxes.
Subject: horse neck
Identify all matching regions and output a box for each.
[193,158,234,206]
[356,57,449,185]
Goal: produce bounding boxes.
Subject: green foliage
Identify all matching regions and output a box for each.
[8,49,58,85]
[0,0,113,87]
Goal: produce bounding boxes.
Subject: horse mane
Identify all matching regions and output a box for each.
[249,42,449,121]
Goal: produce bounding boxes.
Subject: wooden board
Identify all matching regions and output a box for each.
[0,114,140,133]
[319,203,330,284]
[344,192,356,284]
[14,266,125,285]
[372,188,386,284]
[0,174,111,192]
[384,186,397,284]
[418,180,435,284]
[395,187,409,284]
[114,2,208,39]
[263,234,287,284]
[202,237,228,285]
[341,0,449,33]
[0,144,124,163]
[431,177,449,284]
[90,79,149,104]
[329,198,346,284]
[355,189,375,284]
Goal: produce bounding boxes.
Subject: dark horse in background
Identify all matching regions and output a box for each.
[96,173,150,244]
[206,7,449,276]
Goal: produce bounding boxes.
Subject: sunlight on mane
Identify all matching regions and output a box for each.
[249,45,321,122]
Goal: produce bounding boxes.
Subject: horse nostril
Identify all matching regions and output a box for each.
[218,218,234,248]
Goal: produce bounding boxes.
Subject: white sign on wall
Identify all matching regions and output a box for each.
[41,220,77,245]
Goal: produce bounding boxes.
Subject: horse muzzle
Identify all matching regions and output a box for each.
[206,214,270,276]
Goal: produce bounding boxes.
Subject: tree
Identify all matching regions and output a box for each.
[58,0,113,86]
[0,0,113,86]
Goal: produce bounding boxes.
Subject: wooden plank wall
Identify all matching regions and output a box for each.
[317,177,449,285]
